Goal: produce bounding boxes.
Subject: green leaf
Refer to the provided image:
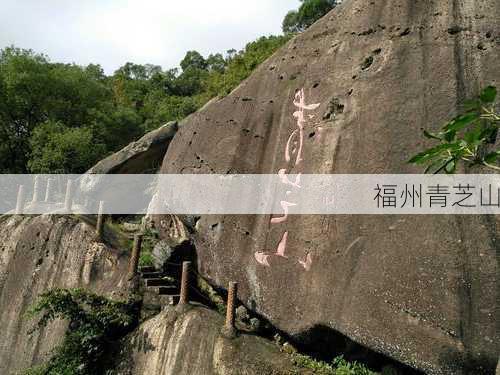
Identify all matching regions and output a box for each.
[480,85,497,103]
[424,158,446,174]
[408,142,461,164]
[423,130,443,140]
[444,130,456,142]
[442,112,479,133]
[484,151,500,164]
[409,150,437,164]
[464,125,483,144]
[482,126,498,144]
[433,158,454,175]
[445,159,457,174]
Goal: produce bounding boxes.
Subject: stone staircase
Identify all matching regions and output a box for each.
[139,266,181,304]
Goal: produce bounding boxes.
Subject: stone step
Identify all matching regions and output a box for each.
[158,286,179,295]
[146,278,175,287]
[139,266,156,273]
[141,272,164,279]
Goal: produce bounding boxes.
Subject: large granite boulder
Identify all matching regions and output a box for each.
[86,121,178,175]
[159,1,500,374]
[0,215,129,374]
[79,121,178,212]
[115,306,297,375]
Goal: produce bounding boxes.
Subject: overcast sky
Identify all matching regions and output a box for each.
[1,0,300,74]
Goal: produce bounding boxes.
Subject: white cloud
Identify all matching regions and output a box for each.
[0,0,300,74]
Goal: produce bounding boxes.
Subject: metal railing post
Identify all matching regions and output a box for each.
[178,261,191,305]
[128,234,143,278]
[225,282,238,331]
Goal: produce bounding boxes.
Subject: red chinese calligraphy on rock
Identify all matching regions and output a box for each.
[254,88,320,271]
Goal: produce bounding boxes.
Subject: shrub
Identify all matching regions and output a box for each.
[24,288,139,375]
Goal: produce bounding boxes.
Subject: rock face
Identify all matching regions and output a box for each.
[80,121,178,213]
[0,215,129,375]
[115,306,296,375]
[86,121,178,175]
[159,1,500,374]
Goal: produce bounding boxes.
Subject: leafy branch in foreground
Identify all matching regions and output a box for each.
[24,288,139,375]
[409,86,499,173]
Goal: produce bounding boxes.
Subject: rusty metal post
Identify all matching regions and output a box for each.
[64,179,73,212]
[96,201,105,239]
[32,176,42,203]
[128,234,143,279]
[178,261,191,305]
[15,185,26,214]
[225,282,238,332]
[44,178,55,202]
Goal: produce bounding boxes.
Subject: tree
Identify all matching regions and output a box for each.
[142,95,198,132]
[0,47,53,172]
[206,53,226,73]
[283,11,301,34]
[203,35,292,98]
[0,47,111,172]
[282,0,338,33]
[172,66,208,97]
[90,105,143,151]
[409,86,499,173]
[0,34,290,173]
[180,50,207,71]
[28,120,106,174]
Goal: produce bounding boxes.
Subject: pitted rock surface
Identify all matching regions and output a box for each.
[0,215,128,374]
[159,1,500,373]
[85,121,178,175]
[115,306,296,375]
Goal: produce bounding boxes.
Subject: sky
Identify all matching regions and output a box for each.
[0,0,300,75]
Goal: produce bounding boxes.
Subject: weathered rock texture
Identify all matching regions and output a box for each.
[0,215,129,374]
[79,121,178,214]
[159,1,500,374]
[86,121,178,175]
[115,306,296,375]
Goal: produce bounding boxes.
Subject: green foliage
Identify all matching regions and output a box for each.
[283,0,338,33]
[90,105,143,151]
[206,53,226,73]
[139,252,155,267]
[332,356,377,375]
[0,46,117,173]
[283,11,301,34]
[24,288,138,375]
[409,86,500,173]
[28,121,106,173]
[180,50,207,71]
[292,354,377,375]
[138,226,157,267]
[202,35,292,98]
[0,35,289,173]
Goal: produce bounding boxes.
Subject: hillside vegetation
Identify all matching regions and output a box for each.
[0,36,289,173]
[0,0,337,174]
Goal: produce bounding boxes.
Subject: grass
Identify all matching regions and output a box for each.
[291,354,378,375]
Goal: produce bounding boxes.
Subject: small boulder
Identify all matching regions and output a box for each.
[151,240,174,270]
